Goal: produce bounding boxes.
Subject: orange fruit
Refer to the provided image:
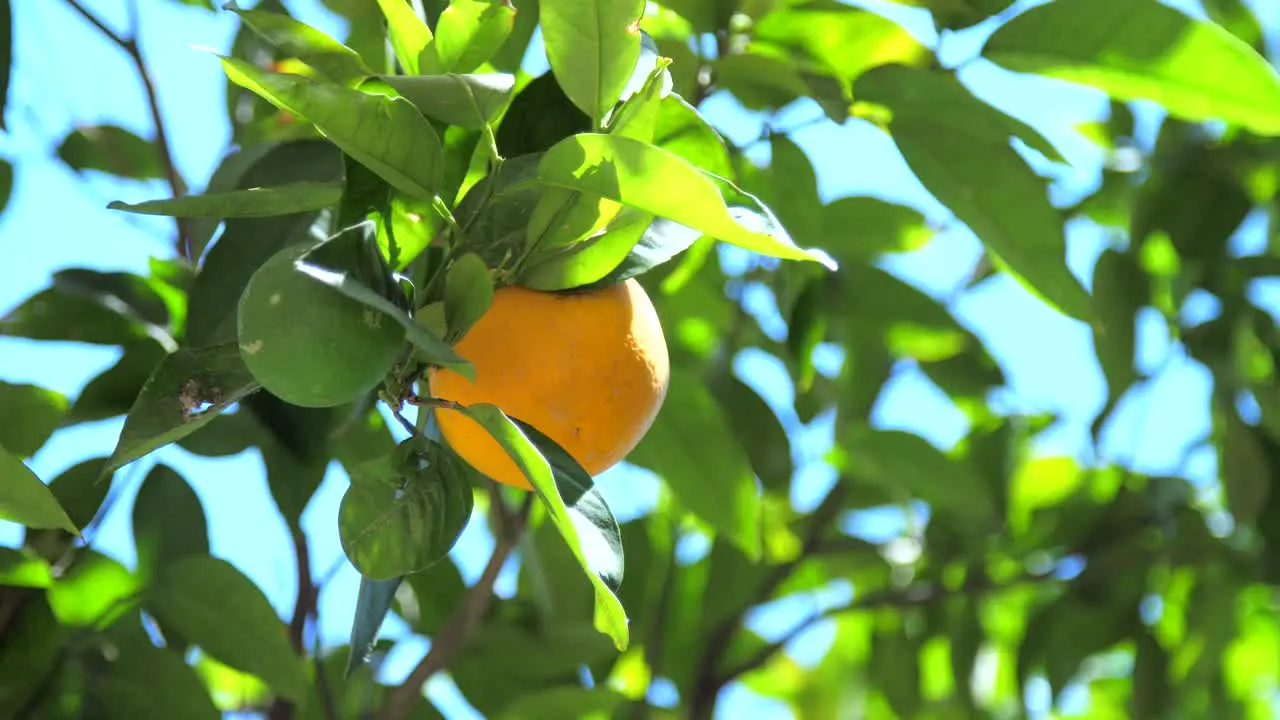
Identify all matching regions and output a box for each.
[428,278,670,490]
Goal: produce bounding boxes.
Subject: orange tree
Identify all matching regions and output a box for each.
[4,0,1280,718]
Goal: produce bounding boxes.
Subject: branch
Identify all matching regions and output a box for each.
[64,0,191,261]
[268,529,317,720]
[377,493,534,720]
[687,484,848,720]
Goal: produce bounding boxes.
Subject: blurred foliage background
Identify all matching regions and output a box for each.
[4,0,1280,719]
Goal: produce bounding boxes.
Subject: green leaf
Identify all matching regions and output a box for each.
[821,196,934,262]
[296,224,471,375]
[400,558,466,635]
[452,404,629,650]
[0,159,12,215]
[185,140,342,347]
[538,133,835,268]
[108,182,342,218]
[1131,626,1172,718]
[432,0,517,73]
[752,3,928,87]
[377,0,434,75]
[48,549,140,627]
[496,71,592,158]
[1090,249,1146,437]
[132,464,210,582]
[93,630,221,720]
[145,555,309,704]
[338,439,475,580]
[0,448,77,534]
[838,425,999,533]
[57,124,164,181]
[1218,399,1269,526]
[652,95,733,179]
[0,286,150,345]
[495,687,624,719]
[573,216,702,289]
[762,134,823,247]
[540,0,647,125]
[40,457,112,534]
[855,65,1093,323]
[521,206,655,291]
[870,623,923,718]
[220,57,444,199]
[982,0,1280,136]
[444,252,494,340]
[104,343,262,474]
[347,576,403,674]
[711,373,793,492]
[66,339,169,425]
[628,375,762,559]
[0,547,52,588]
[226,0,372,85]
[382,73,515,129]
[0,381,67,457]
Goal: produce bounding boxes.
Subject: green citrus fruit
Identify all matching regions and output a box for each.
[237,243,406,408]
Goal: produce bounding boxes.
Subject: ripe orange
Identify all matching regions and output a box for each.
[428,278,670,490]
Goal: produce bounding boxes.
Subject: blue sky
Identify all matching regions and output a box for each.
[2,0,1276,717]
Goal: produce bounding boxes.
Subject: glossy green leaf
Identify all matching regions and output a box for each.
[432,0,517,73]
[382,73,515,129]
[983,0,1280,136]
[226,1,372,85]
[295,225,470,375]
[220,57,444,199]
[338,440,475,580]
[108,182,342,218]
[0,381,67,457]
[377,0,434,74]
[752,3,929,86]
[856,65,1093,323]
[521,206,655,290]
[538,133,835,268]
[132,464,210,582]
[145,555,309,704]
[540,0,646,125]
[453,403,629,650]
[57,124,164,181]
[0,447,77,534]
[104,343,262,473]
[652,95,733,179]
[629,374,763,559]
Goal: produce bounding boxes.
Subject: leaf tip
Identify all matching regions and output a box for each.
[105,200,126,211]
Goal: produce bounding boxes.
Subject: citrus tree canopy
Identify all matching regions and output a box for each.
[2,0,1280,718]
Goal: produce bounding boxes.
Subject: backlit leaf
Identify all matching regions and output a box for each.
[540,0,647,125]
[0,447,77,534]
[108,182,342,218]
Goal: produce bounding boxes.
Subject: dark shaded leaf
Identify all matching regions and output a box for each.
[347,576,402,675]
[57,124,164,181]
[383,73,515,129]
[0,381,67,457]
[495,71,592,158]
[131,464,209,582]
[710,372,793,491]
[66,339,168,425]
[0,448,77,534]
[108,182,342,219]
[145,555,309,703]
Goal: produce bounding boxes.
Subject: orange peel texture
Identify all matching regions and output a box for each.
[429,278,670,490]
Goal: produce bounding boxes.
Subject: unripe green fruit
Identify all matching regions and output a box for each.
[237,243,406,408]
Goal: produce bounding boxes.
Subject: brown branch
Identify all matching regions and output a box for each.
[64,0,191,261]
[687,484,848,720]
[268,529,318,720]
[377,493,534,720]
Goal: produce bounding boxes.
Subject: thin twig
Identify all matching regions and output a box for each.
[268,530,317,720]
[377,493,535,720]
[64,0,191,260]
